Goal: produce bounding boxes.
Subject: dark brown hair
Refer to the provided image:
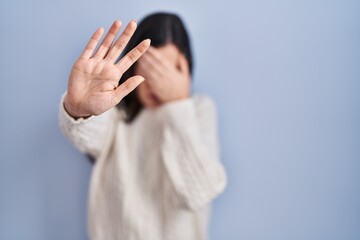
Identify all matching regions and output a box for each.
[117,12,193,122]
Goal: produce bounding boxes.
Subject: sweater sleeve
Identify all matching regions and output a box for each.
[59,92,118,160]
[158,95,227,211]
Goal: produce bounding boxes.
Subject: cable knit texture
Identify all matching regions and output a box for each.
[59,93,227,240]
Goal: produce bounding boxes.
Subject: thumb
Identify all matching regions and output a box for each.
[112,75,144,104]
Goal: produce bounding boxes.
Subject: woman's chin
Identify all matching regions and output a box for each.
[142,99,161,109]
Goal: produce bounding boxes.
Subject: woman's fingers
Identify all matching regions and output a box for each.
[112,75,144,104]
[146,47,173,68]
[117,39,151,74]
[79,27,104,60]
[93,20,122,59]
[137,59,162,91]
[106,20,138,62]
[137,59,159,81]
[140,53,164,75]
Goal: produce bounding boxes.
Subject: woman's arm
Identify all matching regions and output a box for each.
[59,92,117,159]
[159,95,227,211]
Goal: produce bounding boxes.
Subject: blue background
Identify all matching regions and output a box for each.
[0,0,359,239]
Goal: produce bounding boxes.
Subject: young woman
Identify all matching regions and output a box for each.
[60,12,227,240]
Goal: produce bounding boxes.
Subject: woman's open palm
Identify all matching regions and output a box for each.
[64,20,150,118]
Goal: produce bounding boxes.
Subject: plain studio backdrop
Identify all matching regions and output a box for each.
[0,0,359,239]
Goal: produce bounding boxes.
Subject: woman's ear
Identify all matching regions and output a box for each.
[177,53,190,76]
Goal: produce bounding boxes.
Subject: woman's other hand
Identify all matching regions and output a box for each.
[64,20,151,118]
[136,46,190,104]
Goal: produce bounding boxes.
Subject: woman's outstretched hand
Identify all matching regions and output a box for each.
[64,20,150,118]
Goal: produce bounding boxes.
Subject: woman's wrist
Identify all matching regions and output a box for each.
[63,94,91,120]
[160,89,190,104]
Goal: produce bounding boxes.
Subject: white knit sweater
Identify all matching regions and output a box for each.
[59,93,227,240]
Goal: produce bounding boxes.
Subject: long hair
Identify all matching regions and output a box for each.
[117,12,193,122]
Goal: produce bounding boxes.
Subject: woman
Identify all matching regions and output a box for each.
[60,12,227,240]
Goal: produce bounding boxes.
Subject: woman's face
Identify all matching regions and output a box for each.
[135,43,189,108]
